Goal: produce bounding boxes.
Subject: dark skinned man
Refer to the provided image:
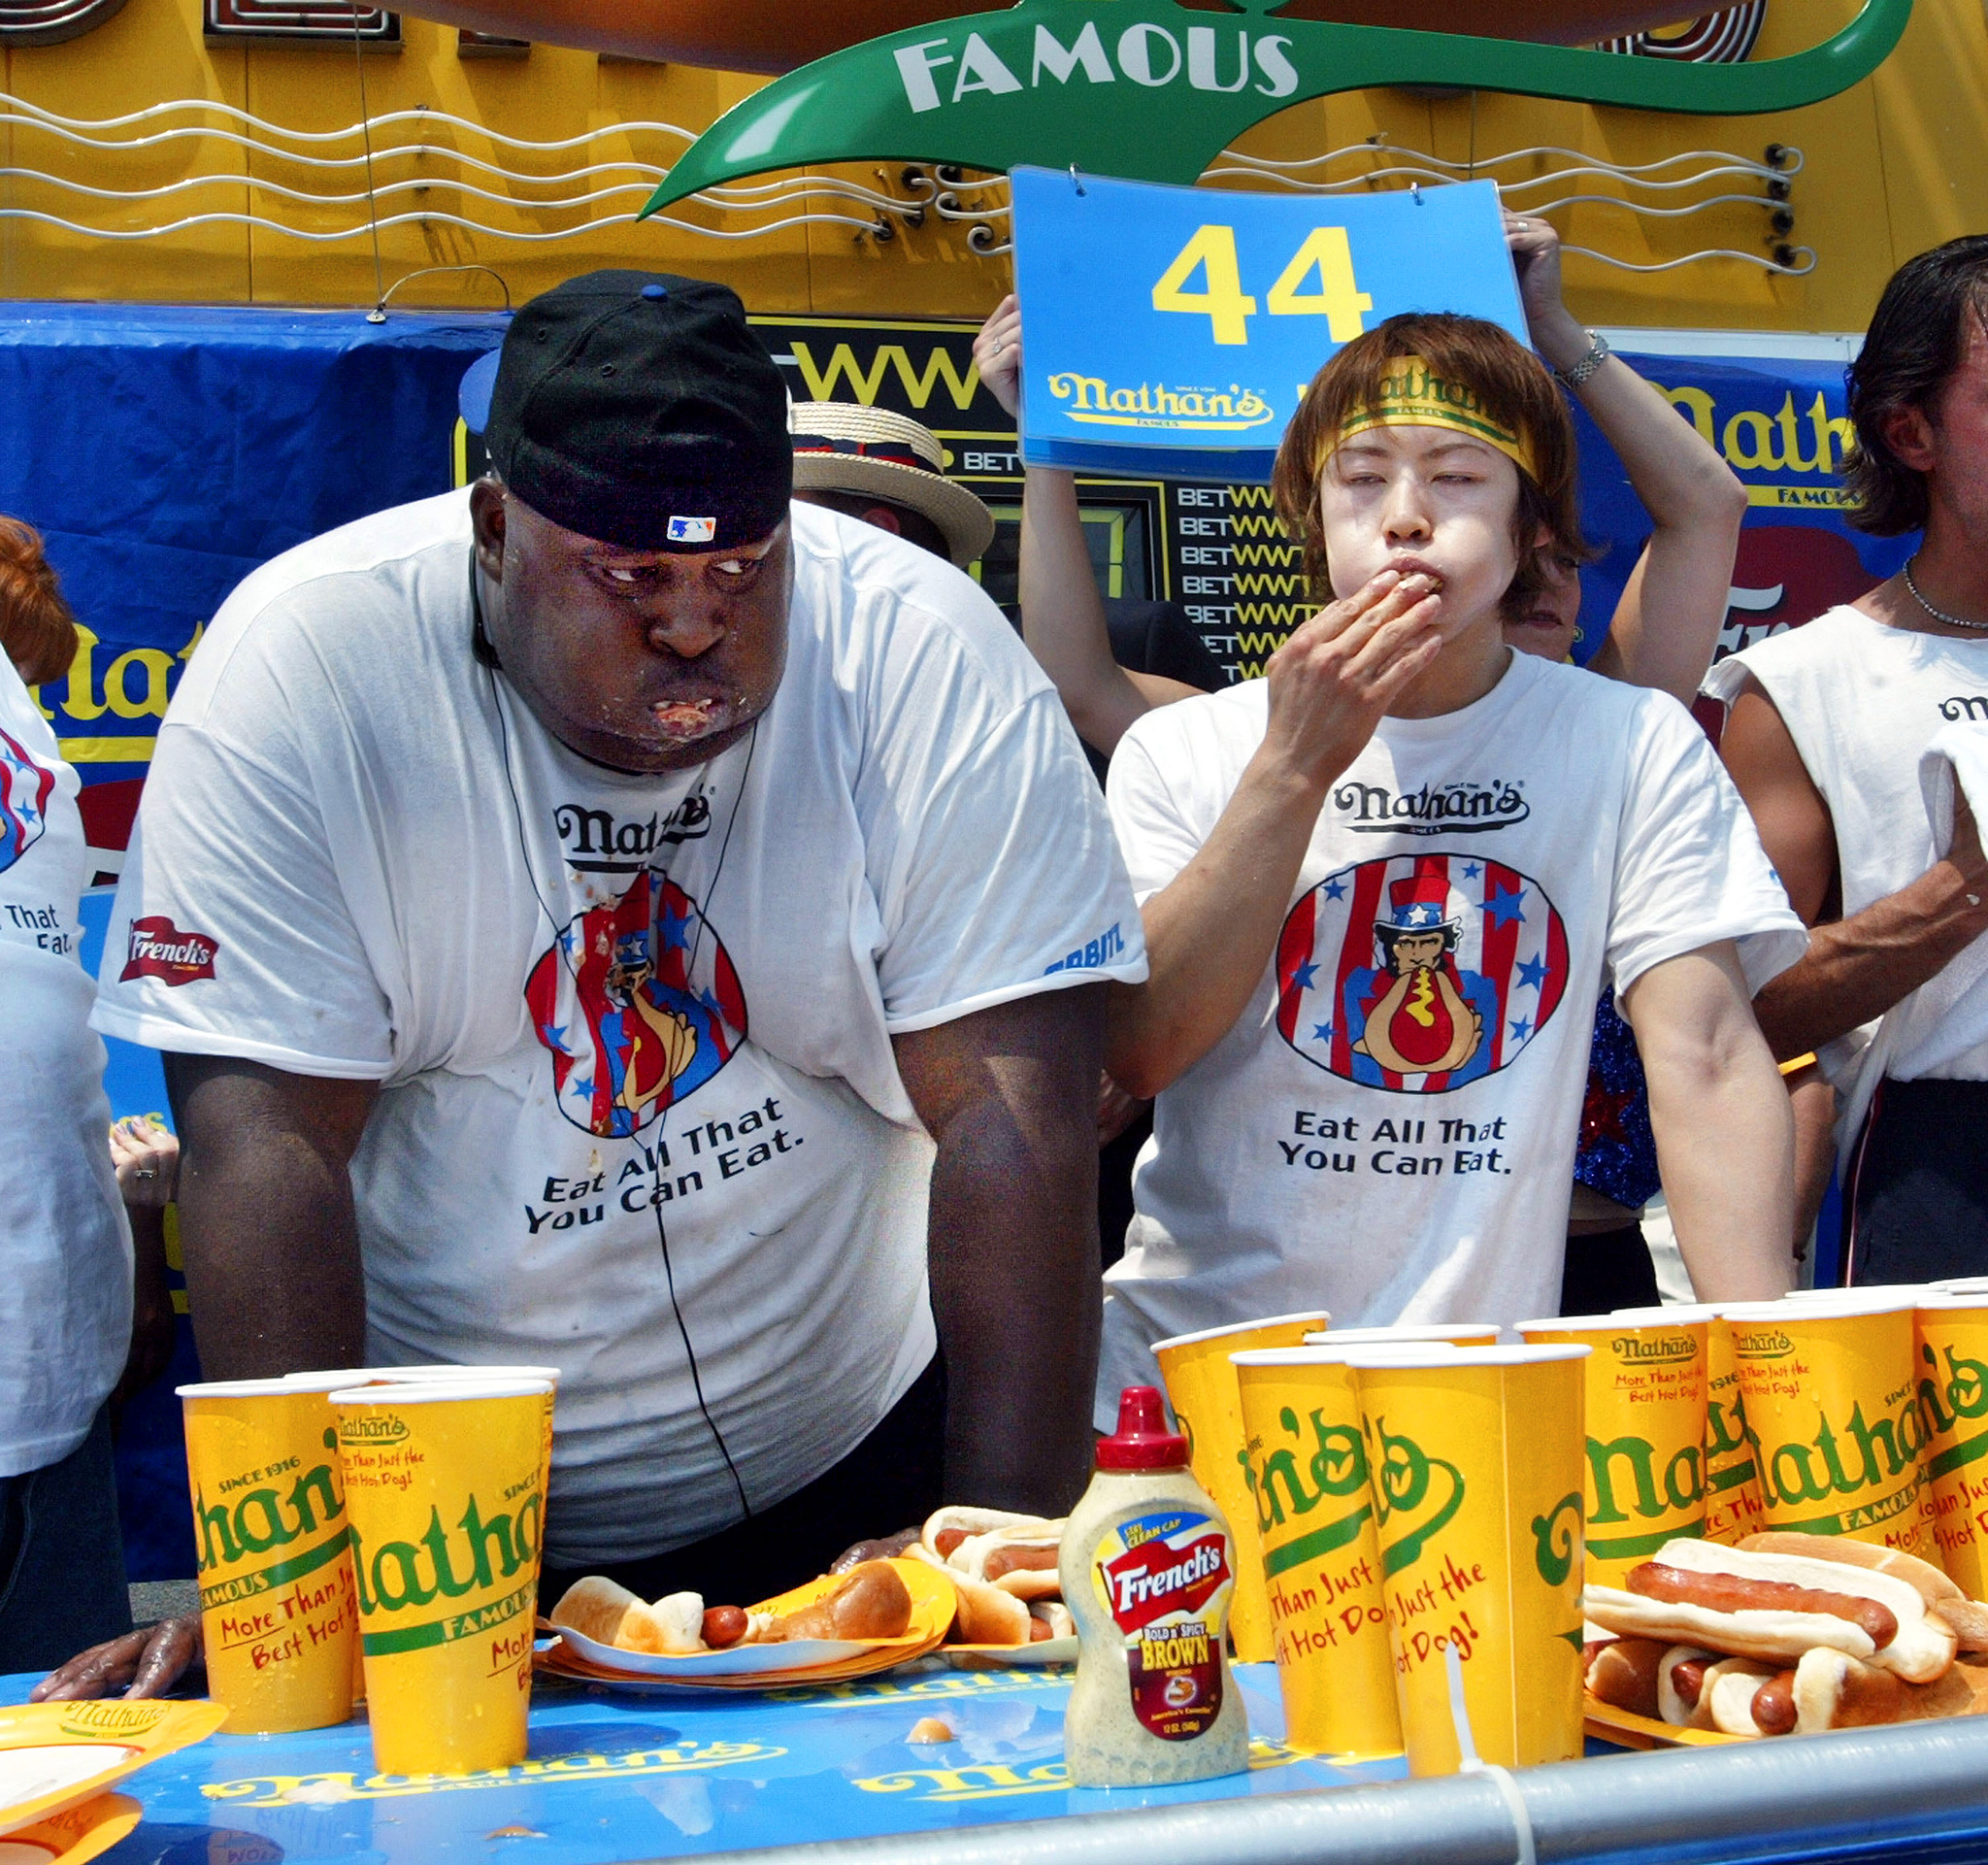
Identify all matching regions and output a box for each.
[42,272,1141,1699]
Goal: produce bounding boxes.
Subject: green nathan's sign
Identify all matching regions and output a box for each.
[645,0,1910,212]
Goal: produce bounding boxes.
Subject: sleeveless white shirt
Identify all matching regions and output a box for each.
[1704,605,1988,1090]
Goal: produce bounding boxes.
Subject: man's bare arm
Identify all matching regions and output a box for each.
[165,1053,378,1377]
[1621,943,1794,1302]
[894,987,1105,1516]
[1720,675,1988,1057]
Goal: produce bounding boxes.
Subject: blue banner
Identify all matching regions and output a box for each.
[1011,169,1525,482]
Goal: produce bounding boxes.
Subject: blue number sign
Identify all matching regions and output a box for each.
[1011,169,1527,483]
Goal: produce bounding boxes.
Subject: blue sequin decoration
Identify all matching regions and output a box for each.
[1574,988,1660,1209]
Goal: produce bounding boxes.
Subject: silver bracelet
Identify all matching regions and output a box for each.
[1555,328,1610,389]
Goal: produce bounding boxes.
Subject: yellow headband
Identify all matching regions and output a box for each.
[1327,354,1538,481]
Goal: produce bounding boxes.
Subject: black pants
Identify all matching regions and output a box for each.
[1559,1221,1660,1316]
[1845,1078,1988,1283]
[538,1354,945,1612]
[0,1408,131,1673]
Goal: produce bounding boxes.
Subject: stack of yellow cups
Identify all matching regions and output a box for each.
[1228,1334,1491,1758]
[1515,1306,1714,1586]
[329,1376,554,1775]
[177,1375,362,1733]
[1721,1292,1933,1558]
[1151,1312,1329,1663]
[1343,1343,1590,1776]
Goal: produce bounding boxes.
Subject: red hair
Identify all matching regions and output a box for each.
[0,516,79,687]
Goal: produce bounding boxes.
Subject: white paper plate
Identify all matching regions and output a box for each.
[553,1624,869,1677]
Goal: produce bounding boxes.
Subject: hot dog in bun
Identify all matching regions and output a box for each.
[1582,1538,1957,1682]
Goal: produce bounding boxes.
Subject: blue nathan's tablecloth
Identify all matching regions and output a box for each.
[3,1662,1396,1865]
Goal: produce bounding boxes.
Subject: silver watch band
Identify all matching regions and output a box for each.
[1556,329,1610,389]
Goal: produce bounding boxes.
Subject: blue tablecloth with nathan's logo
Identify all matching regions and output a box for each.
[1,1663,1402,1863]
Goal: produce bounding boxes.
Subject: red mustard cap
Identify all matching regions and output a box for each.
[1096,1385,1189,1469]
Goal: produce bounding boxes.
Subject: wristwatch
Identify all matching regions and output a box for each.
[1555,328,1610,389]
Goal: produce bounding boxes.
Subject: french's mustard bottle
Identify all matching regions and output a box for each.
[1060,1385,1249,1786]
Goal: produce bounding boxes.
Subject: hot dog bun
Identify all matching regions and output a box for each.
[1584,1638,1666,1719]
[956,1532,1064,1601]
[921,1507,1058,1563]
[1705,1659,1778,1737]
[761,1561,912,1643]
[1656,1646,1721,1727]
[1581,1538,1957,1681]
[906,1543,1033,1644]
[550,1575,646,1648]
[1738,1532,1988,1651]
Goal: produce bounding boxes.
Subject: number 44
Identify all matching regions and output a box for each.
[1151,224,1372,347]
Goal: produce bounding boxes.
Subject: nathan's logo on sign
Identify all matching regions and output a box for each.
[1046,372,1275,434]
[1332,779,1530,835]
[121,915,218,984]
[553,792,710,875]
[1244,1403,1370,1535]
[338,1414,410,1447]
[1367,1417,1464,1578]
[892,20,1299,116]
[1097,1527,1230,1635]
[1612,1333,1699,1364]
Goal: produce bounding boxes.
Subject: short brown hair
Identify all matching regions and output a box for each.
[0,516,79,687]
[1272,313,1589,608]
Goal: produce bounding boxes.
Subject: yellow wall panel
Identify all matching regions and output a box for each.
[2,0,250,303]
[2,0,1985,325]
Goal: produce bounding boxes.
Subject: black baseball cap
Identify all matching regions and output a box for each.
[471,270,791,551]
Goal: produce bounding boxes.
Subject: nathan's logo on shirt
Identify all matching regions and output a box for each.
[1331,779,1529,836]
[1276,853,1569,1094]
[553,792,711,874]
[1938,695,1988,722]
[525,869,746,1140]
[0,724,54,878]
[121,915,219,984]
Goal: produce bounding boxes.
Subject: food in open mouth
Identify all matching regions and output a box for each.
[651,696,720,740]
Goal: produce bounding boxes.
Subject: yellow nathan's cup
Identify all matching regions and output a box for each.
[178,1376,361,1734]
[1232,1349,1403,1758]
[1153,1312,1329,1663]
[330,1377,554,1775]
[1346,1345,1589,1777]
[1702,1312,1768,1545]
[1517,1307,1712,1587]
[1915,1297,1988,1591]
[1724,1296,1933,1559]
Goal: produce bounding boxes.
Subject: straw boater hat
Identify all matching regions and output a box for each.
[788,402,996,568]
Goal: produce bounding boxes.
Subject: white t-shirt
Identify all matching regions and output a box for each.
[1098,649,1805,1417]
[1704,605,1988,1084]
[0,655,130,1479]
[93,491,1144,1564]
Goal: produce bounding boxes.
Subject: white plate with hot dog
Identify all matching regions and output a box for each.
[547,1556,953,1678]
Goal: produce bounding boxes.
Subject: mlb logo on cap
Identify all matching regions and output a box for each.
[666,516,717,544]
